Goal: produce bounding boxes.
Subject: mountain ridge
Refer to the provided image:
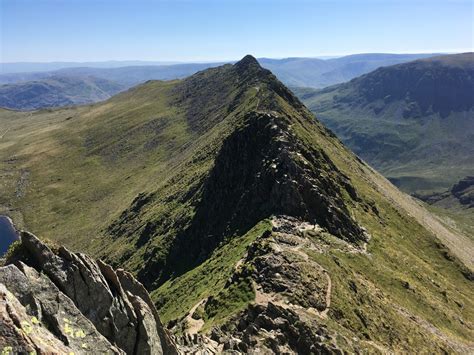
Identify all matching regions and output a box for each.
[0,55,472,352]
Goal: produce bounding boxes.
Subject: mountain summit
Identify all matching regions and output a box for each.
[0,55,472,353]
[235,54,261,69]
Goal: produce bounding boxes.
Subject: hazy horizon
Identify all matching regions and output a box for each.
[0,51,461,65]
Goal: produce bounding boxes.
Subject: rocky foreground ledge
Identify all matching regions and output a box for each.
[0,231,177,354]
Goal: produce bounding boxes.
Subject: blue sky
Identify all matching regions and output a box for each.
[1,0,473,62]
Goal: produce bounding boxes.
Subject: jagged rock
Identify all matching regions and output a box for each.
[212,302,345,354]
[0,231,177,354]
[0,263,122,354]
[176,111,368,270]
[0,283,75,354]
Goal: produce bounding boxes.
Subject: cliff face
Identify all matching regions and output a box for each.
[0,231,176,354]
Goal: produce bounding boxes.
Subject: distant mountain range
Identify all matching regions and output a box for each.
[0,75,125,110]
[295,53,474,194]
[0,62,225,86]
[1,53,441,87]
[0,60,183,74]
[0,53,443,110]
[259,53,441,88]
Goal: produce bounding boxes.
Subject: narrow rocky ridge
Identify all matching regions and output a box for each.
[177,110,368,263]
[107,55,369,290]
[172,216,367,353]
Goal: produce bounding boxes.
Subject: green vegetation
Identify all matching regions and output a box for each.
[153,220,270,328]
[0,56,472,351]
[294,53,474,195]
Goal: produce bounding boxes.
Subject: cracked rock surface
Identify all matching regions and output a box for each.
[0,231,177,354]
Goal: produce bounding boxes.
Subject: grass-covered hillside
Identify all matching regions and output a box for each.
[0,56,472,352]
[295,53,474,195]
[0,75,125,110]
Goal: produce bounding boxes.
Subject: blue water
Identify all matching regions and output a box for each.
[0,216,19,256]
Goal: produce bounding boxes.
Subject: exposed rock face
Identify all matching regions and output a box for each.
[0,231,176,354]
[205,111,365,242]
[210,302,345,354]
[451,176,474,207]
[414,176,474,208]
[172,216,367,354]
[177,111,368,266]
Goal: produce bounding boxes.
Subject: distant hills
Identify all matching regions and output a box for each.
[1,53,441,87]
[295,53,474,194]
[0,53,444,111]
[259,53,441,88]
[0,62,224,86]
[0,75,125,110]
[0,60,182,74]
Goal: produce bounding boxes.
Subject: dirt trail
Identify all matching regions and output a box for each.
[370,168,474,271]
[320,272,332,318]
[185,299,207,335]
[258,218,333,318]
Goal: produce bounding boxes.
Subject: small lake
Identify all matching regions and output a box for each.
[0,215,19,256]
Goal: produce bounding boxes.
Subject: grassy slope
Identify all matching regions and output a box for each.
[0,80,189,249]
[0,59,473,351]
[294,53,474,195]
[300,90,474,194]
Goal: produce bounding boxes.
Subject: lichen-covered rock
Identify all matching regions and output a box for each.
[0,264,122,354]
[0,231,177,354]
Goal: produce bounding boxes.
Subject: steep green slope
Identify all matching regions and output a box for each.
[0,56,472,352]
[295,53,474,194]
[0,75,125,110]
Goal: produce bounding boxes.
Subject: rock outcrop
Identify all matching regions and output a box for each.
[451,176,474,208]
[0,231,176,354]
[414,176,474,208]
[170,215,368,354]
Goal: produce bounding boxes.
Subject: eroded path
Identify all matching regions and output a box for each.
[185,299,207,335]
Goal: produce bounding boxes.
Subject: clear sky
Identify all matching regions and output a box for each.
[1,0,473,63]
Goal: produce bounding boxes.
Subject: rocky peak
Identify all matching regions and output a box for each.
[0,231,177,354]
[234,54,263,73]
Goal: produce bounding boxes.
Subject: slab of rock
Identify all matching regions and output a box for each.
[0,231,177,354]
